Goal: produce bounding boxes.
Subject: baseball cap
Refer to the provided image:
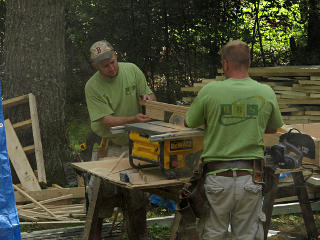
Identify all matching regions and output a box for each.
[90,40,114,64]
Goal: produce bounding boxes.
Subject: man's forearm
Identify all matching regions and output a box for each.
[101,113,152,128]
[101,115,136,128]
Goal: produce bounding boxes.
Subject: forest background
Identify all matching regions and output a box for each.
[0,0,319,184]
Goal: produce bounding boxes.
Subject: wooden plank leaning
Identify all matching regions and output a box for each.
[5,119,41,191]
[28,93,46,184]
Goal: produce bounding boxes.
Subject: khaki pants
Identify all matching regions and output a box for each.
[198,174,265,240]
[88,142,149,239]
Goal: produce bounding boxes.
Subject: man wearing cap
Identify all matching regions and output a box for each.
[85,40,156,240]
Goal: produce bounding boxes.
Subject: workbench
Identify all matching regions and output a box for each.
[72,157,319,240]
[71,157,192,240]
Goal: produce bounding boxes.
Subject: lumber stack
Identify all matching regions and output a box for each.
[2,94,86,224]
[181,65,320,125]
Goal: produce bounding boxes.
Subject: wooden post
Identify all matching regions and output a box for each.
[292,171,318,238]
[82,177,103,240]
[263,170,279,240]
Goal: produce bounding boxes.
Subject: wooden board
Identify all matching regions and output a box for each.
[29,93,46,183]
[5,119,41,191]
[218,65,320,76]
[14,187,85,203]
[71,158,189,190]
[2,94,29,109]
[144,101,189,124]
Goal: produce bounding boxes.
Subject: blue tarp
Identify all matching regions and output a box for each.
[149,194,176,213]
[0,82,21,240]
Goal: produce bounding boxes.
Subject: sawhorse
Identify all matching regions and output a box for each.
[263,169,318,239]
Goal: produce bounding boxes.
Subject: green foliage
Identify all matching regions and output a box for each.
[148,223,171,240]
[62,0,319,105]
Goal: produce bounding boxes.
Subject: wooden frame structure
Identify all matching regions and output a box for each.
[3,93,46,188]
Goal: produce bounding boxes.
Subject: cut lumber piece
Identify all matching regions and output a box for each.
[305,111,320,115]
[23,145,35,155]
[28,93,46,184]
[310,93,320,98]
[311,76,320,80]
[299,80,320,85]
[218,65,320,76]
[280,107,304,113]
[2,94,29,109]
[13,184,58,219]
[282,116,310,120]
[275,90,307,97]
[5,119,41,191]
[267,77,294,81]
[14,186,85,203]
[20,220,85,225]
[263,82,292,87]
[290,111,305,116]
[17,194,74,209]
[18,209,70,221]
[193,82,208,87]
[284,119,309,124]
[293,84,320,90]
[12,119,32,131]
[273,86,293,91]
[18,212,38,221]
[278,99,320,104]
[180,86,202,92]
[144,101,189,123]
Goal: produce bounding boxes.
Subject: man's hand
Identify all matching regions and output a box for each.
[135,113,152,123]
[139,94,156,105]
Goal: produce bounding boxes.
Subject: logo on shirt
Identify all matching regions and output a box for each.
[125,85,136,95]
[219,96,265,126]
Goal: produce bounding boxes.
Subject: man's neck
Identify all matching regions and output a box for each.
[225,71,249,79]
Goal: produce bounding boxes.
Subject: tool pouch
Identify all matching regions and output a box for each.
[176,197,197,222]
[178,165,207,219]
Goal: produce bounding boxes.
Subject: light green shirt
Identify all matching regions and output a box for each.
[185,77,284,163]
[85,62,153,145]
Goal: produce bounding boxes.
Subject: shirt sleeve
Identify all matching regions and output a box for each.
[185,89,206,128]
[134,64,153,96]
[267,90,284,129]
[85,85,114,122]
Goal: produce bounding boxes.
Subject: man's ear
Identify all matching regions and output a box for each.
[92,63,99,70]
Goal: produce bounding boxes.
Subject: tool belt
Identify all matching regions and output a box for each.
[177,165,208,219]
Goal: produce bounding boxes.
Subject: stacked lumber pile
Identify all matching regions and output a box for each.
[181,65,320,125]
[3,94,85,225]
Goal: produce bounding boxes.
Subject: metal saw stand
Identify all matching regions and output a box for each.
[263,168,318,239]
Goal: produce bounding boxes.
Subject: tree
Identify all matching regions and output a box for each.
[3,0,71,185]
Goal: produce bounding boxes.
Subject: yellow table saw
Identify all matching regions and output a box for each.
[111,121,204,179]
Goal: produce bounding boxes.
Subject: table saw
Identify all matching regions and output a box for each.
[111,121,204,179]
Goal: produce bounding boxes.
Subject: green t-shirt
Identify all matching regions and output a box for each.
[85,62,153,145]
[185,77,284,163]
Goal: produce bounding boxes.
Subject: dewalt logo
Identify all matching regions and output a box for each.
[170,139,193,151]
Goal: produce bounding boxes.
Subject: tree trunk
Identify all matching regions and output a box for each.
[3,0,71,185]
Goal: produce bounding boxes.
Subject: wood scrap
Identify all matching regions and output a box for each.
[13,184,59,219]
[5,119,41,191]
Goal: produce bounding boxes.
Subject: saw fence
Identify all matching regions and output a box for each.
[182,65,320,125]
[2,94,85,225]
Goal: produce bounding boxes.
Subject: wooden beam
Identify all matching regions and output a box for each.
[13,184,59,219]
[17,194,73,209]
[218,65,320,76]
[2,94,29,110]
[23,145,35,155]
[14,186,85,203]
[28,93,46,184]
[12,119,32,131]
[5,119,41,191]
